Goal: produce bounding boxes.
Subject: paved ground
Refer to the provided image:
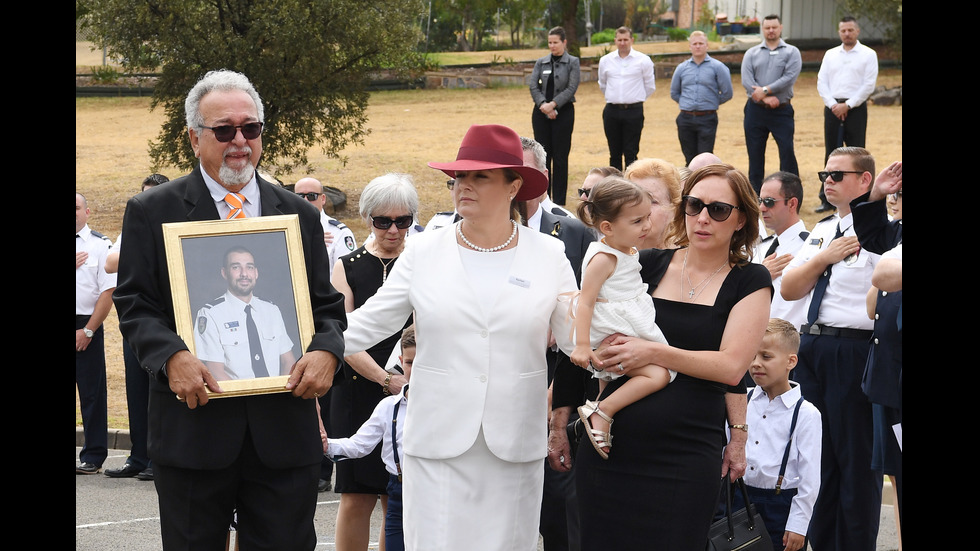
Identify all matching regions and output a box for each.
[77,435,899,550]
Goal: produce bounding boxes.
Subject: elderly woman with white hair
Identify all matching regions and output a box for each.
[328,172,419,551]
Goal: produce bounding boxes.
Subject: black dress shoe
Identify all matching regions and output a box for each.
[814,203,836,213]
[104,462,143,478]
[76,462,101,475]
[136,467,154,481]
[318,478,331,492]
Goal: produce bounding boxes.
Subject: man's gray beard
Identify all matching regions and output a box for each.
[219,163,255,187]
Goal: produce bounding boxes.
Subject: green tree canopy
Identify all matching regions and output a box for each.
[79,0,426,173]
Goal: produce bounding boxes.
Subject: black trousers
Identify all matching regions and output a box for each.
[123,338,151,470]
[155,430,320,550]
[794,333,882,551]
[76,315,108,467]
[820,102,869,204]
[602,103,644,171]
[676,111,719,166]
[532,103,575,205]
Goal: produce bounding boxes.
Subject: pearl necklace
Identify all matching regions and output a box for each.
[370,244,401,283]
[457,220,518,252]
[681,250,728,301]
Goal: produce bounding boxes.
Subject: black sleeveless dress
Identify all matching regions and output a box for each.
[575,248,772,550]
[329,245,411,494]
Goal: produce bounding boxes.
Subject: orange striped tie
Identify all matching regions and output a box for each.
[224,193,246,219]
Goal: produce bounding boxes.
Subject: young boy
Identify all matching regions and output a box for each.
[325,325,415,551]
[740,318,822,551]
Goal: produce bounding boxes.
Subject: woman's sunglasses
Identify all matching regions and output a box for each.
[371,215,414,230]
[198,122,264,142]
[682,195,740,222]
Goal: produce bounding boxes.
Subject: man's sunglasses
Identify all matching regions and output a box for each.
[199,122,264,142]
[817,170,863,182]
[682,195,740,222]
[758,196,789,208]
[371,215,414,230]
[296,192,321,201]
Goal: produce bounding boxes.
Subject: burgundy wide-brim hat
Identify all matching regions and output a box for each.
[428,124,549,201]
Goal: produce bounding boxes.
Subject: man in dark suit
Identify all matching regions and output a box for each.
[112,69,347,550]
[521,136,594,551]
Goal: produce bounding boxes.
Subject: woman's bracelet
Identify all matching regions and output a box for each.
[382,373,393,396]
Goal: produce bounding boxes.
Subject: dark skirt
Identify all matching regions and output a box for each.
[576,374,728,550]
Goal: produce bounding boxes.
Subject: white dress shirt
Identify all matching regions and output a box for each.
[817,40,879,109]
[598,48,656,104]
[76,224,118,314]
[327,387,408,476]
[744,382,822,537]
[784,213,880,329]
[754,219,810,328]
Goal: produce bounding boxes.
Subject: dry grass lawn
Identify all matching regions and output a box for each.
[76,57,901,430]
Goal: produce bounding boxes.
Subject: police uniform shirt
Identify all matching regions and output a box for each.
[194,291,294,380]
[76,224,117,315]
[784,213,879,330]
[320,210,357,276]
[424,211,459,232]
[754,219,809,328]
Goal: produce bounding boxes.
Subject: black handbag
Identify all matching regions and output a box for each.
[706,476,774,551]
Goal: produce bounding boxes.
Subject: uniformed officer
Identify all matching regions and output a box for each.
[294,177,357,277]
[76,192,117,475]
[780,147,882,551]
[194,246,295,380]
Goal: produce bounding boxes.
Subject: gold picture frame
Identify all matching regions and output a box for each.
[163,215,313,398]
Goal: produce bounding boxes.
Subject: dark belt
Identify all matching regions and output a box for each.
[800,324,873,339]
[607,102,643,110]
[765,101,790,110]
[680,109,716,116]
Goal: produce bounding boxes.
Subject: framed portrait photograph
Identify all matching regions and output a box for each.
[163,215,314,398]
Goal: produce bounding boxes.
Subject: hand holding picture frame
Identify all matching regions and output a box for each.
[163,215,314,398]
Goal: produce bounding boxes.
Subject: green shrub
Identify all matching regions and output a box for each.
[591,28,619,44]
[666,27,689,41]
[90,65,121,84]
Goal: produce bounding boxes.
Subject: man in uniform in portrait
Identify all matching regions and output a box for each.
[195,245,295,380]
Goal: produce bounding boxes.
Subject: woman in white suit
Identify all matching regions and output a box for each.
[343,124,579,550]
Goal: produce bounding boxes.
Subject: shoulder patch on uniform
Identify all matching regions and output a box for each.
[344,235,355,251]
[197,316,208,334]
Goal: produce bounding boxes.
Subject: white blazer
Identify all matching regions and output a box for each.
[344,222,578,463]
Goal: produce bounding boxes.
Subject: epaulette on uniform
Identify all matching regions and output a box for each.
[202,296,226,310]
[551,207,571,218]
[760,234,775,243]
[413,224,425,232]
[328,219,349,230]
[818,213,837,223]
[91,230,112,242]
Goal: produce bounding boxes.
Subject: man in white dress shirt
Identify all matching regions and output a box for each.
[754,171,809,330]
[815,16,878,213]
[597,27,656,170]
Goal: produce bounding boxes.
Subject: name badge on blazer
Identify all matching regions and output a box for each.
[509,276,531,288]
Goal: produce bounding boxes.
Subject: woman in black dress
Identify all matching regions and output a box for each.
[329,173,419,551]
[556,164,772,550]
